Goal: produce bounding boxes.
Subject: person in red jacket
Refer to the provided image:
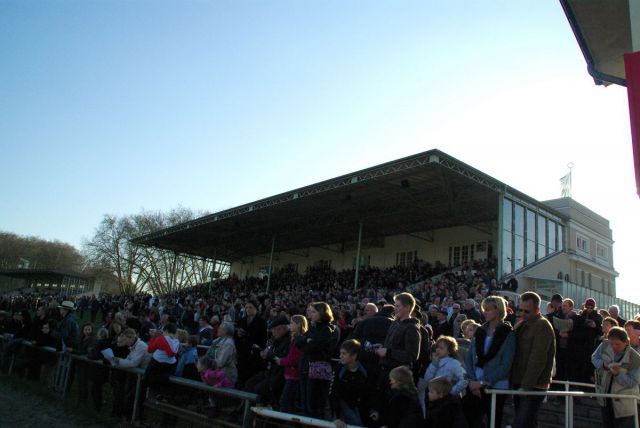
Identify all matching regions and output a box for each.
[275,314,308,413]
[145,323,180,398]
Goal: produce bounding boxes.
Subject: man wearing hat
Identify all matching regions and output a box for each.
[54,300,80,351]
[244,316,291,406]
[433,307,453,339]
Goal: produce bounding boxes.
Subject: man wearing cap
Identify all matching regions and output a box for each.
[54,301,80,351]
[433,307,453,339]
[244,316,290,406]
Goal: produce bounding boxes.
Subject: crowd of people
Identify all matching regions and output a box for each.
[1,258,639,428]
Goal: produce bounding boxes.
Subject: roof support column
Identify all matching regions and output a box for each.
[266,235,276,294]
[209,249,217,297]
[354,221,363,290]
[497,194,504,281]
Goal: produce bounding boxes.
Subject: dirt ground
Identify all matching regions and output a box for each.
[0,375,117,428]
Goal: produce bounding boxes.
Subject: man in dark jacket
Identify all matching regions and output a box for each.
[54,301,79,351]
[375,293,422,412]
[244,316,290,406]
[462,299,482,323]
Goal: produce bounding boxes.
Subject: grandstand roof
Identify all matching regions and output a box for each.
[133,149,563,262]
[0,269,92,281]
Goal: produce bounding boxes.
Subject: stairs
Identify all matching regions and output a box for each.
[502,396,603,428]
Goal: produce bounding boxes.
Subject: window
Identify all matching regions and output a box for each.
[526,209,536,265]
[577,235,589,253]
[596,244,609,261]
[470,244,475,261]
[396,251,417,267]
[353,255,371,268]
[537,216,546,259]
[448,247,453,267]
[557,225,564,251]
[462,245,469,263]
[454,246,461,266]
[548,221,556,253]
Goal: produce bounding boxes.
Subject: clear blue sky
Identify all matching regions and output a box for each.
[1,1,638,301]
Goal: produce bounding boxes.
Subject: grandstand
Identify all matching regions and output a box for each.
[133,149,638,313]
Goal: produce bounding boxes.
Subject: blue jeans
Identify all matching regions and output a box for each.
[513,389,546,428]
[279,379,299,414]
[307,379,331,419]
[338,400,363,426]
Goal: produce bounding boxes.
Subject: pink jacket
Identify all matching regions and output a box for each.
[201,368,234,388]
[278,340,302,380]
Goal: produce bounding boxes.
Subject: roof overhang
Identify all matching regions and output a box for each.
[133,149,564,262]
[0,269,92,281]
[560,0,635,86]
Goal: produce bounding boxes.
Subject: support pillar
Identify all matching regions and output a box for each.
[497,195,504,280]
[266,235,276,293]
[209,249,217,296]
[354,221,363,290]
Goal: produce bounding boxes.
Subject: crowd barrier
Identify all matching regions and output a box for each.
[487,380,639,428]
[0,336,258,427]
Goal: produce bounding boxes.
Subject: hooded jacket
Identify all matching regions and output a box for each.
[381,317,421,368]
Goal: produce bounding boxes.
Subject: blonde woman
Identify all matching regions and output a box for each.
[464,295,515,428]
[275,315,308,413]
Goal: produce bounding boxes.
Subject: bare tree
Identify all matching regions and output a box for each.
[83,207,215,294]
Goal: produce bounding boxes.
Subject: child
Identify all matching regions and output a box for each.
[330,339,372,428]
[426,376,468,428]
[274,314,307,413]
[419,336,468,416]
[197,355,233,388]
[176,335,200,381]
[146,323,181,398]
[373,365,423,428]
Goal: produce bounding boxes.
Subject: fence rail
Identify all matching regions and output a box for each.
[0,336,257,427]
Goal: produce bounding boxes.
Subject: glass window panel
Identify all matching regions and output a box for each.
[526,240,536,265]
[537,216,546,259]
[526,210,536,241]
[514,236,524,271]
[548,221,557,253]
[514,204,524,237]
[503,198,513,232]
[557,225,564,251]
[502,231,512,275]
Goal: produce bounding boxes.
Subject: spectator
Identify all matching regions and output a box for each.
[245,316,290,407]
[609,305,626,327]
[331,339,372,427]
[301,302,338,419]
[53,301,79,351]
[87,327,111,413]
[198,355,233,387]
[433,307,453,339]
[175,335,199,380]
[623,320,640,353]
[462,299,482,323]
[363,302,378,318]
[373,365,423,428]
[425,376,468,428]
[510,291,555,428]
[275,314,307,413]
[145,323,180,398]
[420,336,467,416]
[236,300,267,384]
[602,317,619,339]
[197,317,214,346]
[464,296,515,428]
[556,298,588,382]
[73,322,96,404]
[592,326,640,428]
[207,321,238,386]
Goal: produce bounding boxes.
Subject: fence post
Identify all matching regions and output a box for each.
[61,353,72,398]
[567,395,573,428]
[564,383,570,428]
[489,392,496,428]
[242,398,252,428]
[131,372,143,423]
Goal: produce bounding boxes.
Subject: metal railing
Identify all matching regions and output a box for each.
[251,407,364,428]
[1,337,258,427]
[487,385,639,428]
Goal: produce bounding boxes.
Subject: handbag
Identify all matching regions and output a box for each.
[308,360,333,380]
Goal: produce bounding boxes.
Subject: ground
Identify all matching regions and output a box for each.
[0,374,115,428]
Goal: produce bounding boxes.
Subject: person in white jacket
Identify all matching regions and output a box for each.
[418,335,467,417]
[113,328,150,369]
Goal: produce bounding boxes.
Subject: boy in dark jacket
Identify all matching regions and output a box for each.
[426,376,468,428]
[331,339,373,427]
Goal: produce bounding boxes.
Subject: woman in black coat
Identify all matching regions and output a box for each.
[235,300,268,384]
